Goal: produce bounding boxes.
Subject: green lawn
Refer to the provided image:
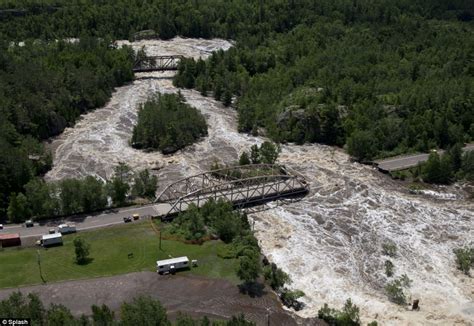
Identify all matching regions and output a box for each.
[0,221,239,289]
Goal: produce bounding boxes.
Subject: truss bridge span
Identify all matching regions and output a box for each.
[154,164,309,220]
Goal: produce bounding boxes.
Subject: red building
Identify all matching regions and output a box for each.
[0,233,21,247]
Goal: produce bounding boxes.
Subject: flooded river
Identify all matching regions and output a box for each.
[45,38,473,325]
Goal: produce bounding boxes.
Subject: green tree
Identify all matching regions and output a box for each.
[24,178,50,218]
[347,130,376,161]
[132,169,158,198]
[131,94,207,154]
[258,141,280,164]
[263,263,291,291]
[7,193,31,223]
[74,237,91,265]
[91,304,114,326]
[60,179,84,215]
[223,88,233,107]
[120,296,169,326]
[47,304,77,326]
[385,274,411,305]
[384,260,394,277]
[239,151,251,165]
[237,249,261,284]
[107,165,132,207]
[250,145,260,164]
[317,298,360,326]
[460,151,474,181]
[82,176,107,212]
[453,247,474,275]
[448,143,463,172]
[422,152,453,184]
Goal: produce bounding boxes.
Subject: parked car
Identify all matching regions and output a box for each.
[25,220,34,227]
[132,213,140,220]
[0,224,3,229]
[123,216,132,223]
[58,224,76,234]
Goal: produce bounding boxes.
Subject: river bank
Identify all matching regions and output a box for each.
[43,37,473,325]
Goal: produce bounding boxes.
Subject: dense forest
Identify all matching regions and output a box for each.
[0,0,473,218]
[173,6,474,163]
[131,93,207,154]
[0,39,133,217]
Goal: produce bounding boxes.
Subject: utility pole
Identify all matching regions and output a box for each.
[159,227,162,250]
[36,250,45,283]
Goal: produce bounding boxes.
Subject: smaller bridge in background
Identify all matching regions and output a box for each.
[133,55,183,72]
[155,164,309,220]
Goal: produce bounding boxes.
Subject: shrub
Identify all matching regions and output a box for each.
[382,243,397,257]
[263,263,291,291]
[384,260,394,277]
[385,274,411,305]
[453,247,474,275]
[317,298,360,325]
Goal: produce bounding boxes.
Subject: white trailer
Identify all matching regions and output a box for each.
[157,256,189,274]
[41,233,63,247]
[58,224,76,234]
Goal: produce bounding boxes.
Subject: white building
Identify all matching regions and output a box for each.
[157,256,189,274]
[41,233,63,247]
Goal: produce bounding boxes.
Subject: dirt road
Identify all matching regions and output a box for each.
[0,272,321,325]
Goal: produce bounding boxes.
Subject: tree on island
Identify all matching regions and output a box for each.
[131,93,207,154]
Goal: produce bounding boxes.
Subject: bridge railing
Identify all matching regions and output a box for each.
[155,164,293,203]
[133,55,184,72]
[155,164,309,219]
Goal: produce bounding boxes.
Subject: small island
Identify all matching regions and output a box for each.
[131,93,208,154]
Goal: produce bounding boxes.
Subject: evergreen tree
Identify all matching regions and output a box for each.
[259,141,280,164]
[120,296,169,326]
[239,151,251,165]
[91,304,114,326]
[7,193,30,223]
[250,145,260,164]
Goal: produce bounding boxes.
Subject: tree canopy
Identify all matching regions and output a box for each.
[132,93,208,154]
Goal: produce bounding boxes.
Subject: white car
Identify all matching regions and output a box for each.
[0,224,3,230]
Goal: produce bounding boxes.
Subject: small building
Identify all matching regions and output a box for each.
[0,233,21,248]
[157,256,189,274]
[41,233,63,247]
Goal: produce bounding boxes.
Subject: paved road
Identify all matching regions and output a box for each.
[0,204,171,239]
[375,143,474,172]
[0,180,307,241]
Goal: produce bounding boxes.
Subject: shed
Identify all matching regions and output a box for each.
[0,233,21,248]
[157,256,189,274]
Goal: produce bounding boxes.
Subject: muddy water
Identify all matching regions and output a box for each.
[45,38,473,325]
[255,146,473,325]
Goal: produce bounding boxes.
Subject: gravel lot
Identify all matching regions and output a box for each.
[0,272,323,325]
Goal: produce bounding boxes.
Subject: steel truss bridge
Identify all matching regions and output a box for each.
[154,164,309,220]
[133,55,183,72]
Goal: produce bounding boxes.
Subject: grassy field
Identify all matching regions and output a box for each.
[0,221,239,289]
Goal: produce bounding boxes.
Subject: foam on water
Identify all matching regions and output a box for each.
[45,38,473,325]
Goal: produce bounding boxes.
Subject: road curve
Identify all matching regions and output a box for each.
[374,143,474,172]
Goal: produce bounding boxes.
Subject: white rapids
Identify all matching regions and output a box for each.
[45,38,473,325]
